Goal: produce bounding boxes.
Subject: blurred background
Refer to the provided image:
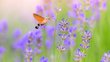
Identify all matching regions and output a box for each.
[0,0,42,32]
[0,0,110,62]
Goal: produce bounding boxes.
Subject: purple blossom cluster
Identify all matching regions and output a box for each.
[40,56,48,62]
[0,47,5,62]
[0,19,8,33]
[100,51,110,62]
[0,47,5,57]
[11,29,43,61]
[45,26,55,50]
[35,0,56,21]
[0,19,7,61]
[80,30,92,49]
[24,32,34,62]
[74,30,92,62]
[67,0,107,30]
[74,48,85,62]
[57,18,76,52]
[13,29,22,40]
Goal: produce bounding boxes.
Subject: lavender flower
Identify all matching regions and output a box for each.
[82,30,92,42]
[83,0,91,10]
[72,1,83,19]
[0,47,5,56]
[74,30,92,62]
[45,10,56,20]
[89,0,100,9]
[13,29,22,40]
[13,33,30,50]
[57,18,77,51]
[64,38,71,49]
[57,44,66,52]
[45,26,54,50]
[46,40,52,49]
[100,51,110,62]
[43,0,52,10]
[101,1,107,10]
[69,26,77,39]
[24,31,36,62]
[36,5,44,15]
[34,48,42,55]
[34,29,43,49]
[34,29,42,39]
[40,56,48,62]
[25,47,33,62]
[0,19,8,33]
[57,18,70,40]
[58,34,69,41]
[74,49,85,62]
[0,46,5,61]
[58,18,69,33]
[67,0,106,30]
[46,26,55,37]
[80,30,92,49]
[57,18,70,51]
[68,11,74,18]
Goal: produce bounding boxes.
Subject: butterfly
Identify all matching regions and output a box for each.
[33,13,48,29]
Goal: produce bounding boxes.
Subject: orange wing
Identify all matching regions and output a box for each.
[33,13,45,24]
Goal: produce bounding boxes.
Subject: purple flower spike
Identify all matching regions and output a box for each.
[100,51,110,62]
[19,31,35,50]
[34,29,42,39]
[28,31,36,42]
[0,47,5,61]
[46,40,52,49]
[45,10,56,20]
[64,39,71,49]
[36,5,44,15]
[68,11,74,18]
[40,56,48,62]
[34,48,42,55]
[74,49,85,62]
[24,31,36,62]
[25,47,33,62]
[69,27,77,38]
[103,2,106,8]
[0,47,5,56]
[12,32,32,50]
[36,5,43,12]
[69,27,77,33]
[57,45,66,52]
[13,29,22,39]
[58,18,69,32]
[17,34,29,50]
[74,30,92,61]
[80,43,90,49]
[101,1,107,10]
[82,30,92,42]
[46,26,55,37]
[80,30,92,49]
[0,19,8,33]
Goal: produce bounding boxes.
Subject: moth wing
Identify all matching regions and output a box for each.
[33,13,45,24]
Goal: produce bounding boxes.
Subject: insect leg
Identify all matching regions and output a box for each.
[41,24,44,26]
[35,26,39,29]
[38,24,40,26]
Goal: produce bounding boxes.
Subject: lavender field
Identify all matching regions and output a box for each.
[0,0,110,62]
